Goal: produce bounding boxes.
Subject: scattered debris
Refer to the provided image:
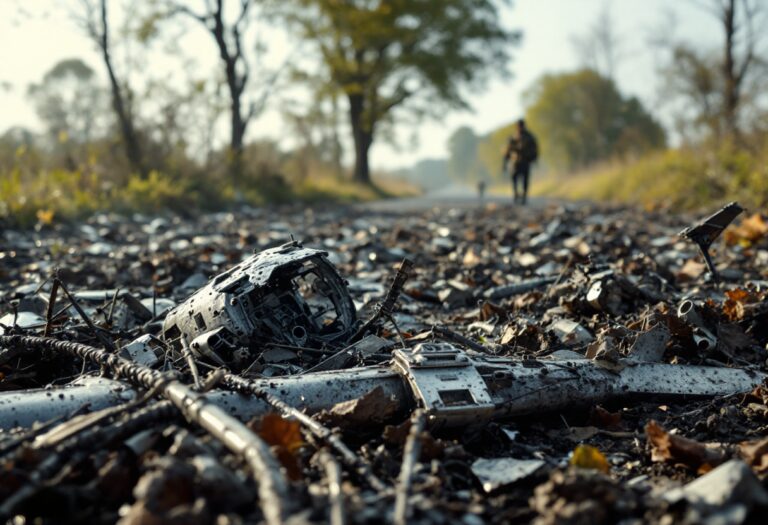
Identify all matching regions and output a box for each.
[1,200,767,523]
[570,444,610,473]
[471,457,546,492]
[679,201,744,282]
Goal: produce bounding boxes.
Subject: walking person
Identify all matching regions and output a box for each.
[503,119,538,204]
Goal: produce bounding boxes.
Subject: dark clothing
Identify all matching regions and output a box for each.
[504,129,538,167]
[503,129,538,204]
[512,163,530,204]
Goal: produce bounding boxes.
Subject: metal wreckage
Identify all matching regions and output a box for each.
[1,201,768,524]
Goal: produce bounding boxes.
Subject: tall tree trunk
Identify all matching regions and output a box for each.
[349,94,372,185]
[229,84,246,184]
[99,0,145,177]
[722,0,739,138]
[330,94,343,176]
[210,0,248,187]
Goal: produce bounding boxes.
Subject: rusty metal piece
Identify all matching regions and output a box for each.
[162,241,356,366]
[678,300,718,351]
[393,409,426,525]
[679,202,744,282]
[350,258,414,343]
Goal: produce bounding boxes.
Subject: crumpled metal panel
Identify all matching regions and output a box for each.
[162,241,356,365]
[0,376,136,429]
[0,345,765,430]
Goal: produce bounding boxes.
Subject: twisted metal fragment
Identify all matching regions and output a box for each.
[221,371,387,492]
[319,450,346,525]
[0,400,177,516]
[0,335,289,525]
[393,409,426,525]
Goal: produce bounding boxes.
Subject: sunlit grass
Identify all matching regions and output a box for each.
[531,144,768,210]
[0,165,421,228]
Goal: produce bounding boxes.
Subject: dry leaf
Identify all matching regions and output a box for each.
[722,288,757,321]
[317,386,399,429]
[36,208,55,225]
[676,259,706,282]
[746,382,768,405]
[724,213,768,246]
[739,437,768,474]
[463,248,482,267]
[569,444,610,473]
[255,413,304,480]
[645,420,726,473]
[589,405,622,430]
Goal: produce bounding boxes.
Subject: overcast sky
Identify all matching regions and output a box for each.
[0,1,718,170]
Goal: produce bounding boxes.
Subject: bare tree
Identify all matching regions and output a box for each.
[167,0,279,181]
[653,0,767,141]
[79,0,146,177]
[690,0,766,138]
[571,3,624,80]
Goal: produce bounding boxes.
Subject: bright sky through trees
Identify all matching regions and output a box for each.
[0,0,718,170]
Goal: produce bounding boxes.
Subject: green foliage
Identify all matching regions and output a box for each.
[283,0,519,182]
[120,171,192,214]
[523,69,666,170]
[532,140,768,210]
[27,58,105,146]
[0,138,419,228]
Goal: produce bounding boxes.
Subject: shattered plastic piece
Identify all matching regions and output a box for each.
[162,241,356,365]
[664,459,768,508]
[119,334,162,367]
[0,311,45,334]
[679,202,744,282]
[550,319,594,346]
[678,300,718,352]
[392,342,495,428]
[627,323,670,362]
[471,457,545,492]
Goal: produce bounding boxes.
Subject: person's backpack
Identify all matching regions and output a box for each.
[525,133,539,163]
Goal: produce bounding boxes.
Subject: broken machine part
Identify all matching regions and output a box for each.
[162,241,356,367]
[679,201,744,282]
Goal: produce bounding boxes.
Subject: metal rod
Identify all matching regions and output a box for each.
[393,409,426,525]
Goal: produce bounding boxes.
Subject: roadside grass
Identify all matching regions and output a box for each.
[530,143,768,211]
[0,167,421,228]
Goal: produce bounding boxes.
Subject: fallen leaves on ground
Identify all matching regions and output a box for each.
[645,420,726,474]
[253,413,304,480]
[722,288,758,321]
[738,437,768,474]
[724,212,768,246]
[570,444,610,473]
[317,385,399,429]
